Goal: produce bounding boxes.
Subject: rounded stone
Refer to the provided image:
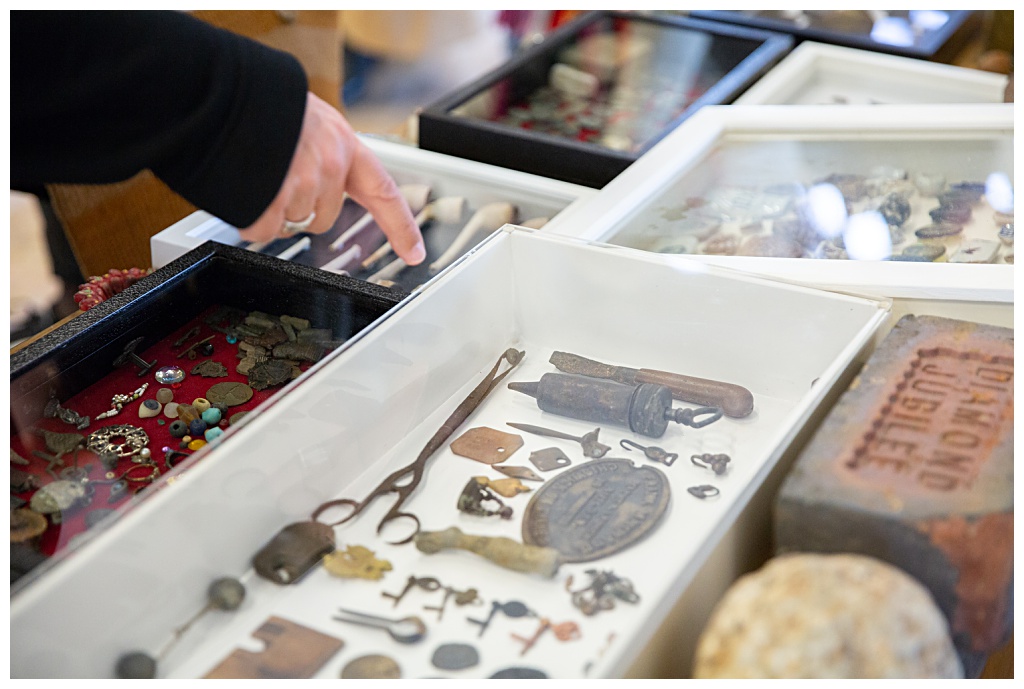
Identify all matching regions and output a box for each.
[204,427,223,442]
[154,365,186,385]
[490,667,548,679]
[116,651,157,679]
[192,398,211,414]
[162,402,180,419]
[693,553,963,679]
[189,419,207,437]
[188,439,207,451]
[431,643,479,671]
[139,399,161,418]
[155,387,174,404]
[168,421,187,438]
[201,407,222,425]
[207,577,246,610]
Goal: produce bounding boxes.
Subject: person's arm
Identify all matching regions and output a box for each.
[11,10,424,262]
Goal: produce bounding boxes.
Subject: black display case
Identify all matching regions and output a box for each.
[688,10,978,63]
[418,11,793,188]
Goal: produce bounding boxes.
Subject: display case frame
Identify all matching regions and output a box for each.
[546,103,1014,320]
[734,41,1009,106]
[12,228,890,678]
[417,10,793,188]
[689,10,978,63]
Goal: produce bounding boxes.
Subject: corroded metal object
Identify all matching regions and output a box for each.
[415,526,562,578]
[691,452,731,475]
[507,422,608,458]
[467,600,534,637]
[511,617,581,657]
[245,326,288,350]
[43,397,90,429]
[252,521,336,585]
[316,348,524,545]
[493,465,544,483]
[776,315,1014,672]
[528,447,571,472]
[113,336,157,377]
[30,480,91,523]
[35,428,85,457]
[272,341,326,363]
[522,458,670,562]
[332,609,426,644]
[323,545,392,580]
[458,477,514,520]
[688,485,720,499]
[450,426,524,464]
[191,360,228,378]
[11,469,39,493]
[621,439,678,466]
[248,358,293,391]
[567,569,640,616]
[508,374,723,438]
[205,616,344,679]
[207,382,254,406]
[477,476,531,498]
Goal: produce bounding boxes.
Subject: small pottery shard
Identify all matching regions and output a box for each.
[450,427,524,464]
[249,359,293,391]
[273,341,326,363]
[297,328,331,344]
[280,314,310,331]
[493,465,544,482]
[244,312,279,330]
[281,321,297,342]
[192,360,229,378]
[236,355,267,376]
[245,326,288,349]
[949,239,1000,264]
[208,382,254,407]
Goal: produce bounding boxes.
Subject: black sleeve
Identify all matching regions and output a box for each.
[11,10,309,228]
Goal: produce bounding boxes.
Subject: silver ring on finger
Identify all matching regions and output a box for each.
[282,211,316,236]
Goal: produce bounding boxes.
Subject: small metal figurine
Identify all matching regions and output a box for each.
[566,569,640,616]
[96,383,149,420]
[620,439,678,466]
[457,477,514,519]
[43,397,90,430]
[691,452,731,476]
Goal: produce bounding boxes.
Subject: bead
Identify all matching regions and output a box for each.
[226,335,238,344]
[189,419,208,437]
[168,420,187,438]
[139,399,161,419]
[201,407,222,425]
[156,387,174,404]
[188,439,207,451]
[116,651,157,679]
[192,398,211,414]
[176,404,199,425]
[204,427,224,442]
[199,342,214,356]
[163,402,179,419]
[157,419,165,426]
[182,435,192,444]
[208,577,246,610]
[179,441,190,450]
[139,447,152,460]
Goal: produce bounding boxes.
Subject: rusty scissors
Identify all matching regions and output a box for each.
[312,348,524,545]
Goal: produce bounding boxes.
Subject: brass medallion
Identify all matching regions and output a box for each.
[522,458,670,562]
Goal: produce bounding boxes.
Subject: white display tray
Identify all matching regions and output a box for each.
[548,104,1014,308]
[735,42,1009,105]
[12,229,888,678]
[150,135,596,283]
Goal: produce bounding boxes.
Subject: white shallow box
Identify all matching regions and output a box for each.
[12,229,888,678]
[735,42,1009,105]
[550,103,1014,332]
[150,135,595,292]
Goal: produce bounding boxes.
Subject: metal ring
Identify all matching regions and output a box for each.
[282,211,316,236]
[124,463,160,483]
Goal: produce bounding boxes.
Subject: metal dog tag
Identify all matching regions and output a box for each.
[529,447,571,472]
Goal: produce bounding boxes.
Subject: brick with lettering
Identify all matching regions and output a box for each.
[774,315,1012,675]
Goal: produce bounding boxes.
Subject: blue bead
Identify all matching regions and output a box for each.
[201,407,222,425]
[204,427,224,442]
[189,419,208,436]
[226,335,238,344]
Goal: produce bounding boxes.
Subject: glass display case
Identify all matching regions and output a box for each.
[418,11,792,188]
[11,229,889,678]
[151,135,595,293]
[10,242,405,589]
[735,42,1009,105]
[548,104,1013,315]
[689,10,978,63]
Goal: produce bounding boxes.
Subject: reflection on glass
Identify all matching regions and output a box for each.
[607,136,1014,264]
[731,10,952,49]
[450,16,762,153]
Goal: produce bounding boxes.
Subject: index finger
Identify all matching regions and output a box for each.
[345,142,426,265]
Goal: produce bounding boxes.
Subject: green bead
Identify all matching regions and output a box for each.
[201,407,222,425]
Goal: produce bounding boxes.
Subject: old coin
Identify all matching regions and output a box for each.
[207,382,254,407]
[522,458,670,562]
[450,427,524,465]
[431,643,479,671]
[340,654,401,679]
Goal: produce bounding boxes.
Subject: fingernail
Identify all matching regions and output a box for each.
[407,241,426,265]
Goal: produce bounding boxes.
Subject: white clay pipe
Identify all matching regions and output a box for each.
[330,184,432,251]
[519,216,550,229]
[274,236,312,261]
[361,195,467,269]
[428,202,517,274]
[319,244,362,274]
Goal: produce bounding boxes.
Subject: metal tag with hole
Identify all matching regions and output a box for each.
[493,465,544,482]
[450,427,524,465]
[528,447,571,472]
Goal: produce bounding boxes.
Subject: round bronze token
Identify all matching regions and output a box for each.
[11,508,48,543]
[206,382,254,407]
[521,458,670,563]
[341,654,401,679]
